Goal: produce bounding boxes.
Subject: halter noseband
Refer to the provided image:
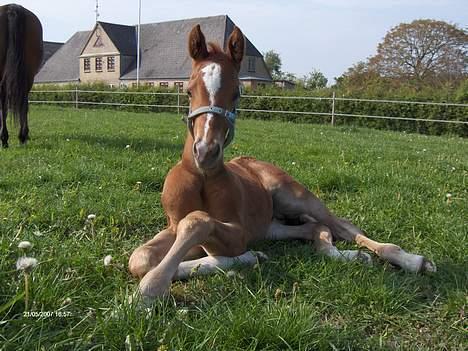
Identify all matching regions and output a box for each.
[183,87,241,148]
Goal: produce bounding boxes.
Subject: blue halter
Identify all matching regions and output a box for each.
[183,85,241,148]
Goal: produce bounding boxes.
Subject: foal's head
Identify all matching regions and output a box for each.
[186,24,244,172]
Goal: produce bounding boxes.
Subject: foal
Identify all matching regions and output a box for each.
[129,25,435,299]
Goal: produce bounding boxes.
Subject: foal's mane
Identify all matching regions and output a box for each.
[207,42,224,55]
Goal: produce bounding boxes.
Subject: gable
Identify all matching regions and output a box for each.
[81,23,119,56]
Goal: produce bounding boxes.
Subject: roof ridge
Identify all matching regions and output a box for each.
[131,14,227,28]
[98,21,135,29]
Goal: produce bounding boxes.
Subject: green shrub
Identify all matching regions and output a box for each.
[31,82,467,136]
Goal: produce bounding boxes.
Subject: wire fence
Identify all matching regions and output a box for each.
[29,88,468,127]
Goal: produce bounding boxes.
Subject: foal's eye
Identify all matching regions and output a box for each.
[187,90,192,98]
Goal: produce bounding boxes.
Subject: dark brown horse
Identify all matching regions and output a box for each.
[0,4,43,148]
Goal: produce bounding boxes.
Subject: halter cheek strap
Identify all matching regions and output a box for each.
[184,105,238,148]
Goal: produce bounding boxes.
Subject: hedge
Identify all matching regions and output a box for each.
[30,83,468,137]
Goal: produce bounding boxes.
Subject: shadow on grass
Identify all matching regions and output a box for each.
[68,133,183,153]
[239,240,466,308]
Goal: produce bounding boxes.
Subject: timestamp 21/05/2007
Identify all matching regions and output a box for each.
[23,311,73,318]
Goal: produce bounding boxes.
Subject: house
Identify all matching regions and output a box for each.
[35,15,272,89]
[274,79,296,89]
[41,41,63,67]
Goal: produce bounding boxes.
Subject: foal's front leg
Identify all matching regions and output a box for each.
[138,211,263,299]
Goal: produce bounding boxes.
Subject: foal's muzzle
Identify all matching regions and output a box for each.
[193,139,221,169]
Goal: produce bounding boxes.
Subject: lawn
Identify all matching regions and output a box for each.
[0,105,466,350]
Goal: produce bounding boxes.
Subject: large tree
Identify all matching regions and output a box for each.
[300,69,328,89]
[371,19,467,84]
[263,50,282,79]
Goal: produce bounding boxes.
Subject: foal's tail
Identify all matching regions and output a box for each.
[1,5,28,124]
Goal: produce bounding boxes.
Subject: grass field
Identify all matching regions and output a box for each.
[0,105,466,350]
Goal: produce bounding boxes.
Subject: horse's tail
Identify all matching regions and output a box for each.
[1,5,28,124]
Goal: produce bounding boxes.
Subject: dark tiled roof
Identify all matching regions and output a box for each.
[41,41,63,67]
[98,22,136,55]
[35,15,270,83]
[121,15,266,80]
[121,15,228,80]
[35,31,90,83]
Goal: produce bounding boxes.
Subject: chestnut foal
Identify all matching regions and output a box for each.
[129,25,436,299]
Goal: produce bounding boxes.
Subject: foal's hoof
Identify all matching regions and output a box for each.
[421,258,437,273]
[252,251,269,262]
[138,277,171,301]
[356,251,373,265]
[1,143,8,149]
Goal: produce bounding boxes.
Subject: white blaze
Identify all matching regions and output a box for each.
[201,63,221,141]
[204,113,214,139]
[201,63,222,105]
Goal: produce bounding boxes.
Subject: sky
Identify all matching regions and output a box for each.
[11,0,468,82]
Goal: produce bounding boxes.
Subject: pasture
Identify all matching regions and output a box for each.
[0,105,466,350]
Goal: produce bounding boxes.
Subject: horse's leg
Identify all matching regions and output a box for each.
[174,251,267,280]
[129,228,206,279]
[275,180,435,272]
[18,100,29,144]
[0,91,8,148]
[138,211,260,299]
[266,218,372,264]
[249,160,435,273]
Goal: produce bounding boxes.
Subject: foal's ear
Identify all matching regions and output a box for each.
[188,24,209,60]
[227,26,245,69]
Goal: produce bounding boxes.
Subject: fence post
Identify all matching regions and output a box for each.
[177,85,180,115]
[331,91,336,126]
[75,86,79,109]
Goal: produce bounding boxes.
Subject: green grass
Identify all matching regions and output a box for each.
[0,105,466,350]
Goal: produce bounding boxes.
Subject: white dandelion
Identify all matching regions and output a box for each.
[176,307,189,316]
[16,257,38,271]
[16,256,38,312]
[103,255,113,266]
[18,241,33,250]
[125,144,131,149]
[87,214,96,221]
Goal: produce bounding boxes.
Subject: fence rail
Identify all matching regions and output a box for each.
[30,89,468,126]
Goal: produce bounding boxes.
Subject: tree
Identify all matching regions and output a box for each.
[280,71,297,82]
[300,69,328,89]
[263,50,282,79]
[371,19,467,85]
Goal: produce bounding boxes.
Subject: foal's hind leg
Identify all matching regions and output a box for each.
[266,218,372,264]
[0,92,8,148]
[250,160,435,273]
[273,180,436,272]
